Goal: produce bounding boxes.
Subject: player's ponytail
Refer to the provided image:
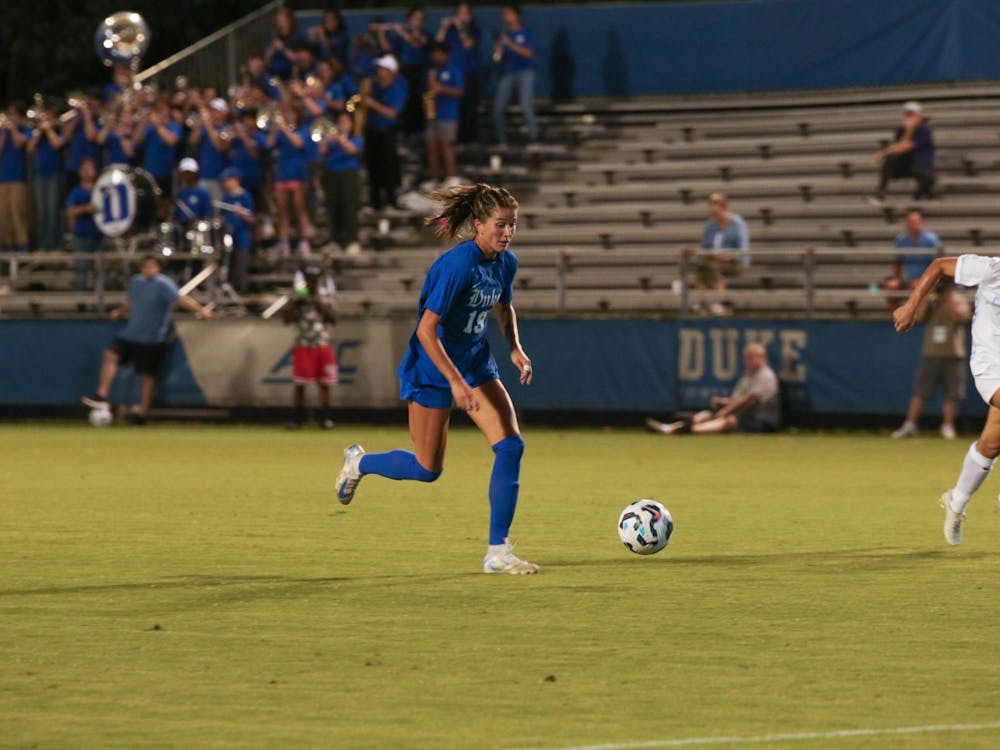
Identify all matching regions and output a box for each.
[426,183,519,239]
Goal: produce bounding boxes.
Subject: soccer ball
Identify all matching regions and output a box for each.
[618,500,673,555]
[88,406,113,427]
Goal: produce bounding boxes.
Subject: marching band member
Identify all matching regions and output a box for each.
[426,41,464,188]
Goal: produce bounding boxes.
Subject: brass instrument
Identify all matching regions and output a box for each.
[95,12,151,70]
[493,35,504,63]
[310,116,339,144]
[185,110,201,129]
[424,69,436,122]
[347,77,372,132]
[58,91,88,124]
[256,105,286,131]
[219,125,235,142]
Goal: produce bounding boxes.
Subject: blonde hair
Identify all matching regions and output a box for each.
[708,192,728,207]
[425,183,519,239]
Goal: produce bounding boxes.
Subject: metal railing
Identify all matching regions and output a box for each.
[135,1,283,93]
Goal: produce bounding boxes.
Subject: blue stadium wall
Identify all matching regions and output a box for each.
[0,318,985,418]
[304,0,1000,99]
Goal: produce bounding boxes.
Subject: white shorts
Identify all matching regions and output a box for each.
[970,352,1000,405]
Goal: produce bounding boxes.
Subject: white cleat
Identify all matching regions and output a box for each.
[483,539,539,575]
[335,444,365,505]
[891,422,918,439]
[940,490,965,545]
[940,424,957,440]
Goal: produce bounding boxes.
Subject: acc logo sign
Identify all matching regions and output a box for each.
[91,166,137,237]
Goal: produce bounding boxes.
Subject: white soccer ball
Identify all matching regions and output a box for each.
[618,500,673,555]
[88,406,113,427]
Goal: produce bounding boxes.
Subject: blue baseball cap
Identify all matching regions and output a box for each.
[220,167,242,181]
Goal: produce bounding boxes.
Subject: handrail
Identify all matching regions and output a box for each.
[135,0,283,85]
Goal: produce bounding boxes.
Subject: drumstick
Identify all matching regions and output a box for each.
[174,198,197,221]
[261,294,290,319]
[212,199,248,213]
[178,264,217,296]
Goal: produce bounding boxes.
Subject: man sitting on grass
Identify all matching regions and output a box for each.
[646,343,780,435]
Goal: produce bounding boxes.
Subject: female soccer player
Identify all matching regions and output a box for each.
[335,184,538,574]
[894,254,1000,545]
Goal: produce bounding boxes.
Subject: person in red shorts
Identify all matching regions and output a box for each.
[283,267,338,429]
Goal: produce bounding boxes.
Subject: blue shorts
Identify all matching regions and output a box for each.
[398,337,499,409]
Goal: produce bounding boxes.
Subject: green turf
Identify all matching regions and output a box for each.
[3,423,1000,749]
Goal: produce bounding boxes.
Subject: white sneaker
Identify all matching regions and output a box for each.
[345,242,362,256]
[940,424,957,440]
[483,539,539,575]
[335,444,365,505]
[940,489,965,545]
[891,422,918,439]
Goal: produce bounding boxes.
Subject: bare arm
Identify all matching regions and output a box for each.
[416,309,479,411]
[715,392,757,418]
[177,294,213,318]
[493,301,532,384]
[893,257,958,332]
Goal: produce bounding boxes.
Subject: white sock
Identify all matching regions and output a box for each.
[487,543,507,555]
[901,420,916,429]
[951,442,995,512]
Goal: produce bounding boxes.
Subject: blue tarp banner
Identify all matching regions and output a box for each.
[302,0,1000,99]
[0,317,986,418]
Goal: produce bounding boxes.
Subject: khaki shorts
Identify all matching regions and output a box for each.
[695,255,741,287]
[915,357,965,400]
[425,119,458,144]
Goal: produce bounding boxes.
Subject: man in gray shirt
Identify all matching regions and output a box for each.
[646,343,780,434]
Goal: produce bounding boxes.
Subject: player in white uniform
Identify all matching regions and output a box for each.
[894,255,1000,544]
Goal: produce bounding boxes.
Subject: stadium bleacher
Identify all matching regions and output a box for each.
[2,81,997,319]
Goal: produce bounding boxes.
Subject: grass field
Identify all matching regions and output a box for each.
[4,423,1000,749]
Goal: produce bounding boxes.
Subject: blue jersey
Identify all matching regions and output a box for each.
[65,185,101,239]
[500,27,535,74]
[273,126,310,182]
[0,127,29,182]
[398,240,517,390]
[142,122,181,178]
[196,126,228,179]
[121,273,180,344]
[220,189,254,251]
[175,185,213,223]
[323,135,362,172]
[367,77,408,131]
[433,63,464,122]
[34,135,65,177]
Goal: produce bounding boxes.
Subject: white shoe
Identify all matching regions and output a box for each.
[940,490,965,545]
[483,539,539,575]
[940,424,957,440]
[345,242,362,256]
[335,444,365,505]
[645,417,671,434]
[443,176,463,188]
[891,422,918,439]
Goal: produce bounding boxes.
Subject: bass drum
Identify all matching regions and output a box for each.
[91,165,161,237]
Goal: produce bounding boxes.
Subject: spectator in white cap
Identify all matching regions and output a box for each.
[174,157,214,225]
[869,101,936,205]
[189,95,232,202]
[363,54,408,211]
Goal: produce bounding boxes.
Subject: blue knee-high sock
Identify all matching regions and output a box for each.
[358,450,440,482]
[488,435,524,545]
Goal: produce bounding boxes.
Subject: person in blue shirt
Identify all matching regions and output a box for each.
[492,4,538,144]
[321,58,358,115]
[135,99,182,218]
[883,208,942,311]
[695,192,750,293]
[870,101,936,204]
[246,54,282,101]
[364,55,409,210]
[218,167,255,294]
[318,112,363,254]
[426,42,464,186]
[83,255,212,424]
[174,158,214,225]
[0,110,31,252]
[335,183,539,575]
[265,7,307,81]
[64,158,102,290]
[309,9,350,66]
[63,98,102,188]
[228,111,265,215]
[96,108,137,167]
[189,97,232,201]
[391,8,431,137]
[436,3,482,144]
[266,103,313,256]
[28,112,66,251]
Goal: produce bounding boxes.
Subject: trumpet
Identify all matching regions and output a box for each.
[58,92,88,123]
[256,105,286,130]
[310,116,339,143]
[219,125,236,142]
[185,110,201,129]
[424,69,436,122]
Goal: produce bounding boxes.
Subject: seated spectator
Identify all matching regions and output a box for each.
[692,192,749,291]
[869,101,935,205]
[65,158,102,291]
[884,208,941,304]
[28,110,66,251]
[318,111,363,255]
[645,343,780,435]
[493,4,538,144]
[426,41,464,187]
[309,9,350,66]
[0,106,31,252]
[174,158,213,225]
[265,7,306,82]
[218,167,255,294]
